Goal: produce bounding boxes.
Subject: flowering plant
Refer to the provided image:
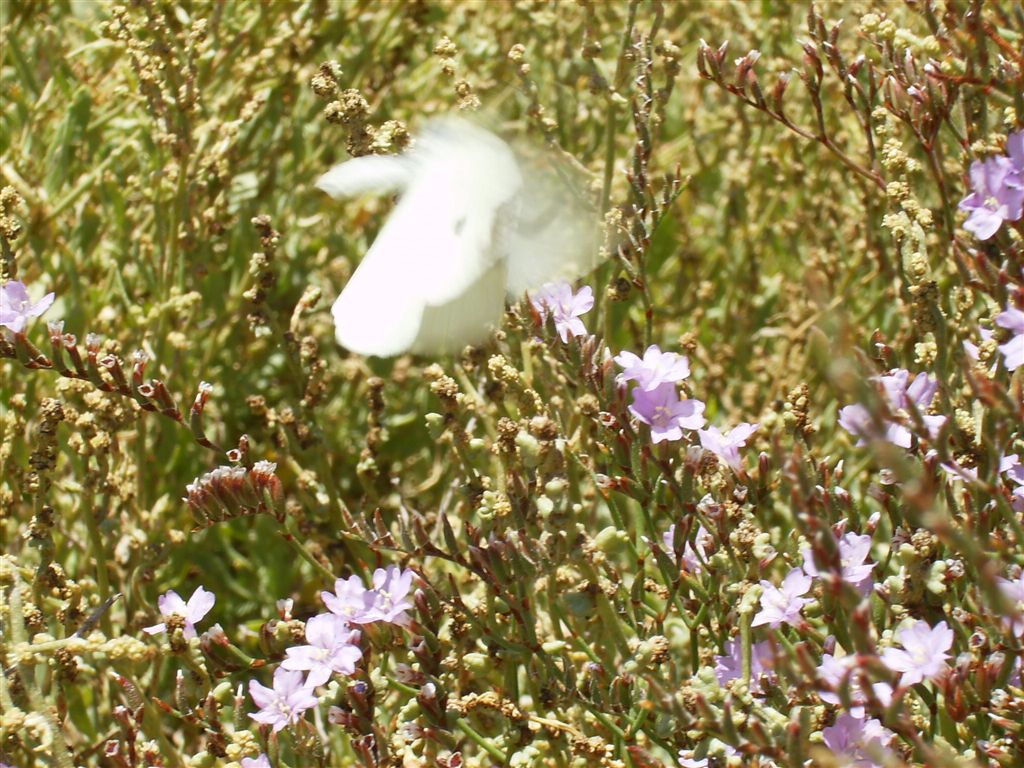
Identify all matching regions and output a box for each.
[4,3,1024,768]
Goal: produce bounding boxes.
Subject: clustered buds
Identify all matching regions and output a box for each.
[184,460,284,527]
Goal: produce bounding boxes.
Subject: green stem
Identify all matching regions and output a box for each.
[280,517,337,584]
[82,488,113,637]
[454,718,508,763]
[10,572,74,768]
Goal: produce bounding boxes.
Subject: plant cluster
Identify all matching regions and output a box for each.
[3,2,1024,767]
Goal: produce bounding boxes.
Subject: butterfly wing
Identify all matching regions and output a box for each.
[316,154,413,198]
[503,164,600,297]
[409,260,507,355]
[327,118,523,356]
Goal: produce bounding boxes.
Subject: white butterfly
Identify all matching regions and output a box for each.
[316,117,596,356]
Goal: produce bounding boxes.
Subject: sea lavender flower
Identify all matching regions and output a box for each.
[698,422,759,472]
[939,460,979,484]
[714,638,775,694]
[322,567,416,626]
[662,523,714,573]
[995,304,1024,371]
[530,282,593,342]
[997,572,1024,638]
[628,382,705,443]
[241,755,271,768]
[0,280,55,333]
[752,568,813,628]
[802,532,875,593]
[879,619,953,687]
[941,453,1023,485]
[143,586,215,640]
[822,713,895,768]
[322,574,375,624]
[1002,454,1024,484]
[963,327,994,361]
[838,369,945,448]
[614,344,691,391]
[281,613,363,687]
[958,131,1024,240]
[817,653,893,714]
[363,565,416,624]
[248,668,318,732]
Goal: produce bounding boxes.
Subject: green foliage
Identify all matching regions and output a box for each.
[2,1,1024,767]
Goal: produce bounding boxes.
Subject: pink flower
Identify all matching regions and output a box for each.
[714,638,776,694]
[838,369,945,448]
[614,345,691,391]
[281,613,363,687]
[0,280,55,333]
[363,565,416,624]
[628,382,705,443]
[802,532,875,594]
[322,567,416,626]
[995,305,1024,371]
[997,572,1024,638]
[822,713,895,768]
[959,132,1024,240]
[322,575,375,624]
[698,422,759,472]
[530,282,593,342]
[241,756,271,768]
[248,668,318,732]
[817,653,893,715]
[662,523,714,574]
[143,586,215,640]
[939,460,979,483]
[1001,454,1024,484]
[879,620,953,687]
[963,327,994,361]
[752,568,812,629]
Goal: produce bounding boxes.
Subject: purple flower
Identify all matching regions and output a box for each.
[614,345,691,391]
[248,668,318,732]
[1002,454,1024,484]
[839,369,945,448]
[939,459,979,483]
[698,422,759,472]
[281,613,363,687]
[714,638,776,694]
[0,280,55,333]
[322,567,416,626]
[241,756,271,768]
[662,523,714,574]
[752,568,812,628]
[817,653,894,715]
[822,713,895,768]
[802,532,875,593]
[143,586,215,640]
[363,565,416,624]
[995,305,1024,371]
[958,150,1024,240]
[963,327,994,361]
[629,382,705,443]
[322,574,375,624]
[530,282,594,343]
[997,572,1024,638]
[879,619,953,687]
